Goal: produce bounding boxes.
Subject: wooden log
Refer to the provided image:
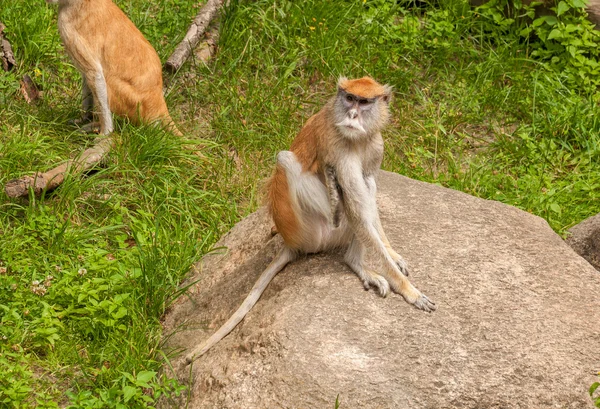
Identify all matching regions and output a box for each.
[194,22,220,64]
[0,21,16,72]
[164,0,223,73]
[5,137,113,198]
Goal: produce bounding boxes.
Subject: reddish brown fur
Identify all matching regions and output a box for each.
[55,0,180,134]
[267,113,328,248]
[338,76,386,98]
[267,169,301,248]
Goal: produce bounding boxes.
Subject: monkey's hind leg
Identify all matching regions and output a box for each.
[70,79,101,133]
[84,68,113,135]
[81,78,94,122]
[277,151,330,220]
[344,236,390,297]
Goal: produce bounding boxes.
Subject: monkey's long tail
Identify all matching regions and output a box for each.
[184,246,297,364]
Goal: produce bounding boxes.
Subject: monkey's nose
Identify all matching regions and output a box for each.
[349,109,358,119]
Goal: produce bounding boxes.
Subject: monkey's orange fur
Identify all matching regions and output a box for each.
[52,0,180,135]
[338,76,386,99]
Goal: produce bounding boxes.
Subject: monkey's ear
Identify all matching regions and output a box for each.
[337,76,349,91]
[381,84,393,104]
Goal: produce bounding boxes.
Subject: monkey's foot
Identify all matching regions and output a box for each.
[402,287,436,312]
[73,120,101,134]
[412,292,436,312]
[390,278,436,312]
[360,269,390,297]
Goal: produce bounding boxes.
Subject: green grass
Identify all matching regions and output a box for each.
[1,0,599,407]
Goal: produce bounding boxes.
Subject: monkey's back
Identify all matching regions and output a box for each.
[267,109,331,249]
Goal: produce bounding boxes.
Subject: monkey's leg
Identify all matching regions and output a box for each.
[70,78,101,133]
[81,78,94,122]
[338,166,435,312]
[277,151,330,219]
[344,236,390,297]
[84,68,113,135]
[185,246,297,364]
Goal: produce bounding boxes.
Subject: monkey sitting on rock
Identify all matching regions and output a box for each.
[185,76,436,364]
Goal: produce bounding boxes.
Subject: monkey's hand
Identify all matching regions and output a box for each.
[388,248,409,277]
[361,269,390,297]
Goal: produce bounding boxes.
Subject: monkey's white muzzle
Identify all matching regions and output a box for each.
[336,117,366,134]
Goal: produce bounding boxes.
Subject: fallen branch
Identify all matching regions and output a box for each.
[0,21,16,71]
[5,137,113,198]
[164,0,223,73]
[194,22,220,64]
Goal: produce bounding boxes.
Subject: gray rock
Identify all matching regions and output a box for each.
[566,213,600,271]
[161,171,600,409]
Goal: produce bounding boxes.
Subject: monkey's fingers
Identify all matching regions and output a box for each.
[388,249,409,277]
[361,269,390,297]
[395,259,409,277]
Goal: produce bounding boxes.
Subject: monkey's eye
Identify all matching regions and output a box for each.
[345,94,354,103]
[358,99,369,105]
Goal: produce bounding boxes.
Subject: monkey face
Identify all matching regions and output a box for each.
[335,90,380,137]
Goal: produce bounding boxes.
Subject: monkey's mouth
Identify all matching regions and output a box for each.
[336,118,366,134]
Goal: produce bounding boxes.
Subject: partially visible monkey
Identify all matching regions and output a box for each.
[185,76,436,364]
[47,0,181,135]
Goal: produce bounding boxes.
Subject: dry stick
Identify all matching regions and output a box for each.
[194,22,220,64]
[5,137,113,198]
[164,0,223,73]
[0,21,16,72]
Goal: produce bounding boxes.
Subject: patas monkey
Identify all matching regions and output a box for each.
[47,0,181,135]
[185,76,435,364]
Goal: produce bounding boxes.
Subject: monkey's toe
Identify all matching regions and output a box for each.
[413,294,436,313]
[75,121,101,134]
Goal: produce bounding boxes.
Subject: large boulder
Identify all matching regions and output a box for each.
[566,213,600,272]
[161,171,600,409]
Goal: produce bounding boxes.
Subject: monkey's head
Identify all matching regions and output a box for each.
[334,76,392,139]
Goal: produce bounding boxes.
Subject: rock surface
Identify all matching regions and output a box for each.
[567,213,600,272]
[161,171,600,409]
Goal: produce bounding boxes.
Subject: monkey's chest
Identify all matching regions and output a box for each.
[354,141,384,176]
